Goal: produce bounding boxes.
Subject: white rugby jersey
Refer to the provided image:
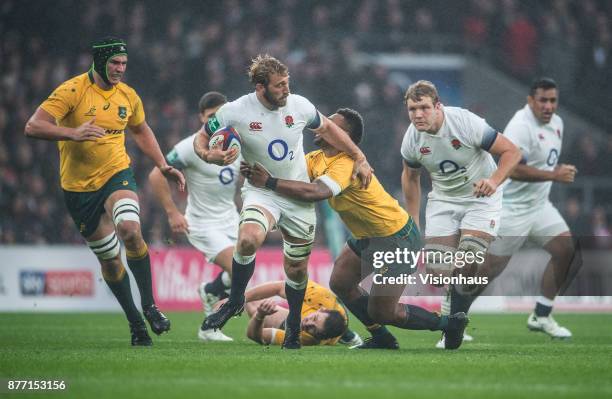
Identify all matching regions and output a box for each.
[400,106,498,199]
[205,93,321,186]
[166,133,240,227]
[503,104,564,206]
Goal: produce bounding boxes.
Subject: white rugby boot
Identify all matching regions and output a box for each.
[527,313,572,339]
[435,332,474,349]
[198,328,233,342]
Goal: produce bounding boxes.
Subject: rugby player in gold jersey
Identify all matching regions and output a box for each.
[24,37,185,346]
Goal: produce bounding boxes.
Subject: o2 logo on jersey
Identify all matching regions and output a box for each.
[268,139,294,161]
[218,167,235,185]
[546,149,559,167]
[439,160,466,174]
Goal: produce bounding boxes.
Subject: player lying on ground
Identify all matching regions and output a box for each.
[149,91,242,342]
[242,108,469,349]
[233,280,362,346]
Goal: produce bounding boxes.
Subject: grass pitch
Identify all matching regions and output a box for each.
[1,312,611,399]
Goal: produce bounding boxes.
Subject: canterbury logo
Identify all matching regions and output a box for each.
[249,122,262,131]
[419,146,431,155]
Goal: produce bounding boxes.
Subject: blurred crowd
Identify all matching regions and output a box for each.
[1,0,610,246]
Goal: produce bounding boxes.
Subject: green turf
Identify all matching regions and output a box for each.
[0,312,610,399]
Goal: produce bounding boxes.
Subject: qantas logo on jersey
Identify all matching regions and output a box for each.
[249,121,262,131]
[419,146,431,155]
[451,139,462,150]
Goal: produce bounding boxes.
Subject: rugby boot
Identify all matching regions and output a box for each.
[143,304,171,335]
[443,312,469,350]
[130,321,153,347]
[350,333,399,350]
[201,298,244,331]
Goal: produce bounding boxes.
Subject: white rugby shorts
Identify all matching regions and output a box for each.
[186,214,239,262]
[241,187,316,241]
[425,191,502,238]
[490,201,569,256]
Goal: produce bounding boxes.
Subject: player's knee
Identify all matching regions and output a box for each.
[284,266,307,284]
[115,220,143,246]
[236,235,260,256]
[551,245,574,267]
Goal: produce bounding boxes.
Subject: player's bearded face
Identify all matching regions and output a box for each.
[528,88,558,124]
[407,97,439,132]
[264,73,290,107]
[106,55,127,85]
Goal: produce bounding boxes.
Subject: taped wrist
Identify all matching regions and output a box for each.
[265,177,278,190]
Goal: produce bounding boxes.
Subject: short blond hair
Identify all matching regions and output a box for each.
[404,80,439,104]
[248,54,288,86]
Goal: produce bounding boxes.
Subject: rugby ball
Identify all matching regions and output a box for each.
[209,126,242,153]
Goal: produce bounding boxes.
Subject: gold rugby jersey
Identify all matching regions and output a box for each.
[271,280,347,346]
[305,150,409,239]
[40,71,145,191]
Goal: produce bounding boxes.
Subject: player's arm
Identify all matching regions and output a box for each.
[193,129,238,166]
[245,281,286,302]
[241,162,333,202]
[511,163,577,183]
[312,116,373,188]
[474,133,522,197]
[246,299,278,345]
[25,107,105,141]
[148,166,189,234]
[401,161,422,229]
[130,121,185,191]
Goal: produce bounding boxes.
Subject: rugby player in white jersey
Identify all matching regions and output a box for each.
[488,78,576,338]
[149,92,241,342]
[400,80,521,349]
[193,55,373,349]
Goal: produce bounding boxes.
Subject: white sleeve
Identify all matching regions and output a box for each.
[400,129,421,168]
[295,95,321,129]
[503,120,532,161]
[166,135,196,169]
[204,102,236,136]
[461,109,497,150]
